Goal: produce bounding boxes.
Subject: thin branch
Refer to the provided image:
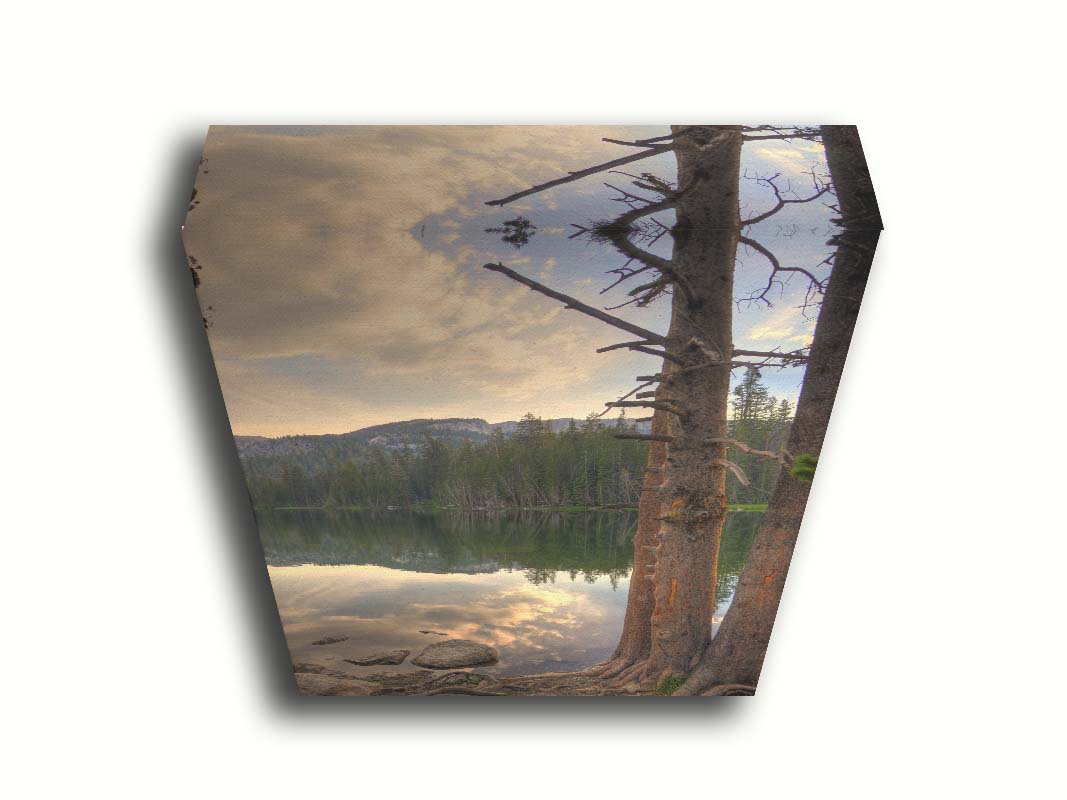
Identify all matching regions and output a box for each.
[486,145,673,207]
[600,263,653,294]
[731,348,809,362]
[482,262,665,343]
[602,138,661,149]
[634,128,696,146]
[638,356,798,380]
[707,438,792,466]
[584,197,699,306]
[716,459,750,486]
[737,235,825,307]
[742,170,832,227]
[596,340,656,354]
[592,380,654,420]
[741,127,821,142]
[606,400,687,418]
[614,432,674,443]
[635,357,736,383]
[630,344,684,363]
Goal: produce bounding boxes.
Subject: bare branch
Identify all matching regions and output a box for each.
[716,459,750,486]
[737,235,826,307]
[741,126,821,142]
[600,262,654,294]
[732,348,809,362]
[606,400,687,418]
[596,340,655,354]
[592,380,655,420]
[602,138,661,149]
[614,432,674,443]
[707,438,792,466]
[630,344,684,363]
[639,355,800,379]
[483,262,665,343]
[635,356,737,384]
[742,169,832,227]
[634,128,696,146]
[486,145,673,207]
[579,198,702,306]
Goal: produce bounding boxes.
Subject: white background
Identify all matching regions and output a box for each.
[4,2,1063,796]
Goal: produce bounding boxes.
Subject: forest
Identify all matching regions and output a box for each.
[241,369,791,510]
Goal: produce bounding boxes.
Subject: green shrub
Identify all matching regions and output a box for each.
[656,675,686,695]
[790,453,818,482]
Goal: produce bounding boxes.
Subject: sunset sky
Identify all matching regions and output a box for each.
[182,126,836,437]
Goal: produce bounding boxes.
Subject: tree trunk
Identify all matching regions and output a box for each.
[592,399,667,676]
[640,125,743,682]
[675,125,881,695]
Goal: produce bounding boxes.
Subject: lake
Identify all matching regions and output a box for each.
[259,508,762,677]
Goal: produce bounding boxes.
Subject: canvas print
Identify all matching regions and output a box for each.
[182,125,881,696]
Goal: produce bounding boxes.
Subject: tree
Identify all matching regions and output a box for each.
[482,125,826,686]
[727,369,792,504]
[675,124,882,695]
[485,216,537,248]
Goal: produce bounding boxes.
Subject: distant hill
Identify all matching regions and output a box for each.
[235,416,649,461]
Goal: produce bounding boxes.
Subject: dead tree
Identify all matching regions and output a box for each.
[483,125,829,687]
[675,125,882,696]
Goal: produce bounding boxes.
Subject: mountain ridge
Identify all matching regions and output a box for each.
[235,415,649,460]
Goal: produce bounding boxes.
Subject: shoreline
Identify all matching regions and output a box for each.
[262,503,768,513]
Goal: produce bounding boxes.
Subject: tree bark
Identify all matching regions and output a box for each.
[675,125,881,695]
[639,125,743,682]
[592,394,667,675]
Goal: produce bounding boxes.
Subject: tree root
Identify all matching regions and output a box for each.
[580,661,613,678]
[613,662,648,685]
[310,661,668,696]
[583,654,651,684]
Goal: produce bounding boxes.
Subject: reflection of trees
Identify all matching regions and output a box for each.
[715,512,762,605]
[258,509,759,594]
[259,508,635,585]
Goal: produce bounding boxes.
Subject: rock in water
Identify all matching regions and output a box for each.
[411,640,499,669]
[311,636,348,646]
[343,649,411,666]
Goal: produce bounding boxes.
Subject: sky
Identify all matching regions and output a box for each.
[182,126,836,437]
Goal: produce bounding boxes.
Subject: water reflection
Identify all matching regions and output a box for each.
[259,509,760,676]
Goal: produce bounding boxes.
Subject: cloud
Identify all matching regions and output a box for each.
[182,126,659,434]
[747,140,826,176]
[736,304,815,349]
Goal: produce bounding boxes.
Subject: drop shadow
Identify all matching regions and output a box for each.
[152,131,748,727]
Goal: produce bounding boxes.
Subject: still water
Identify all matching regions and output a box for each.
[259,508,761,677]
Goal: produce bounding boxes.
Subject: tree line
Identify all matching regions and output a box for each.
[242,370,791,510]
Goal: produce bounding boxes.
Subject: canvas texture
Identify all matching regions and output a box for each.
[182,125,882,697]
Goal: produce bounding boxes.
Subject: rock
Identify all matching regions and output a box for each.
[311,636,348,646]
[343,649,410,666]
[294,672,378,697]
[411,639,499,669]
[419,630,448,636]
